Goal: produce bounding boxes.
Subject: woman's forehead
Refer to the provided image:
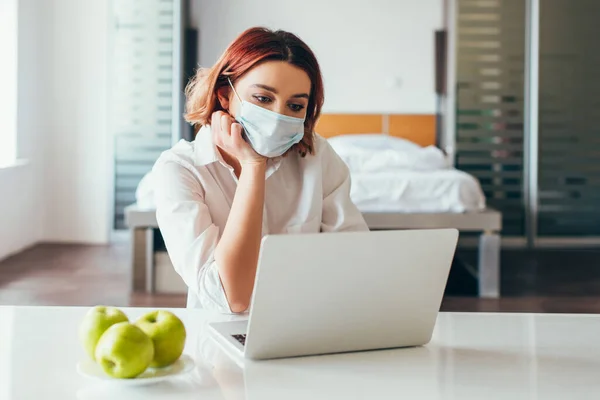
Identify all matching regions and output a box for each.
[238,61,311,95]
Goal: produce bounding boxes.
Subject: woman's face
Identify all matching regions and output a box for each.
[223,61,311,119]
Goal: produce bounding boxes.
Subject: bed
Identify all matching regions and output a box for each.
[126,113,502,298]
[316,114,501,298]
[327,133,486,214]
[351,169,485,213]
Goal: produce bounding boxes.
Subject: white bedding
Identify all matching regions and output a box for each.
[328,134,486,213]
[350,169,486,213]
[328,134,451,172]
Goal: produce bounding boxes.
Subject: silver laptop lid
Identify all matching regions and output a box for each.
[244,229,459,360]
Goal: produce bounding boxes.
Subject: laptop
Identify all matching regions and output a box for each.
[209,228,459,365]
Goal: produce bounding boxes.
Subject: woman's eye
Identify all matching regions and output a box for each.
[288,103,305,112]
[253,95,272,103]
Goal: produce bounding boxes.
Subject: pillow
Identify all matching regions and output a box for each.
[327,134,422,153]
[326,134,449,173]
[135,172,156,209]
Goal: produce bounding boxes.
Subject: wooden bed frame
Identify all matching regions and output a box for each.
[125,113,502,299]
[316,113,436,146]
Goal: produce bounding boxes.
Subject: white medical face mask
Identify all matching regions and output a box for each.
[228,78,305,158]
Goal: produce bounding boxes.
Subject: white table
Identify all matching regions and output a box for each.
[2,306,599,399]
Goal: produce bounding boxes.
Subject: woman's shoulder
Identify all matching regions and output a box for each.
[312,133,334,157]
[309,133,342,165]
[306,133,349,174]
[153,139,197,172]
[151,139,206,196]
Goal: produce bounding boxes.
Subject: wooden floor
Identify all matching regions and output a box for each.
[0,244,185,308]
[1,244,600,313]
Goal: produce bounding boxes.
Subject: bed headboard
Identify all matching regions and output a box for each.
[315,114,436,147]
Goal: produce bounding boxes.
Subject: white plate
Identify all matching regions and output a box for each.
[77,355,195,386]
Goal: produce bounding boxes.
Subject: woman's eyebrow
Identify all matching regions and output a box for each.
[251,83,277,93]
[291,93,309,99]
[250,84,309,99]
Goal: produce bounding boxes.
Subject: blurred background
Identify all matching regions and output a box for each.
[1,0,599,312]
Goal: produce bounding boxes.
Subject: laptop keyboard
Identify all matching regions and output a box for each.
[232,334,246,346]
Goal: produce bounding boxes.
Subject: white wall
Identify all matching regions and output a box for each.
[0,0,111,260]
[0,165,40,260]
[0,0,18,165]
[0,0,47,260]
[193,0,443,114]
[0,308,14,399]
[41,0,111,243]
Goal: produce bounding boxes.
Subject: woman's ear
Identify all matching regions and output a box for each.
[216,87,230,110]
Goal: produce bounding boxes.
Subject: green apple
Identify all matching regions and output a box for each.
[135,310,186,368]
[95,322,154,379]
[79,306,129,361]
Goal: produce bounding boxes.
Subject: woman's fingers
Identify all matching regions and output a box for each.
[230,123,244,145]
[211,111,222,133]
[212,111,236,150]
[210,111,263,163]
[211,112,223,147]
[220,114,232,138]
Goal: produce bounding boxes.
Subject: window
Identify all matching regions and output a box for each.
[0,0,18,167]
[111,0,178,229]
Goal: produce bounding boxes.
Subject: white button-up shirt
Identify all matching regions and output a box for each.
[152,126,368,312]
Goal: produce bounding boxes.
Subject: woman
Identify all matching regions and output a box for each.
[153,27,368,314]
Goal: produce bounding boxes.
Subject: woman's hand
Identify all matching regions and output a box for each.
[211,111,265,165]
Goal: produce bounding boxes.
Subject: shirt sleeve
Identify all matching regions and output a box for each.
[152,160,233,313]
[319,139,370,233]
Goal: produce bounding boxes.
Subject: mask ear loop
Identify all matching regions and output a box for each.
[227,78,243,104]
[227,78,249,142]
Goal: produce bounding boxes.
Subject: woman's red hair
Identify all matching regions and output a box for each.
[184,27,324,155]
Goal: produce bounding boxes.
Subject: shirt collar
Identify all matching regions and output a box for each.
[193,125,284,179]
[194,125,221,167]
